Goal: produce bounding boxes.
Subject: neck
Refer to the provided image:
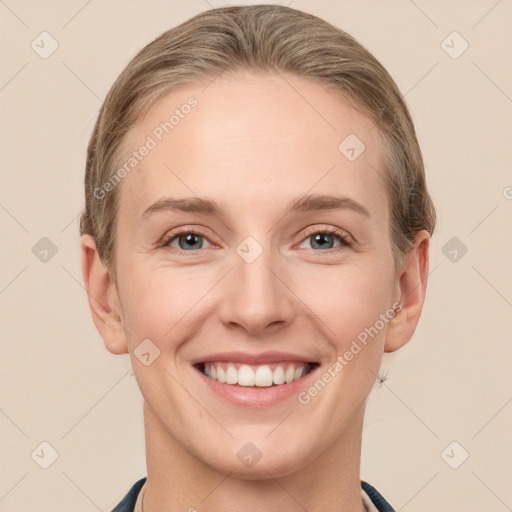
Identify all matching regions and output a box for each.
[142,401,367,512]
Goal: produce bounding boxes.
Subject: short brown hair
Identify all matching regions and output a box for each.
[80,5,436,278]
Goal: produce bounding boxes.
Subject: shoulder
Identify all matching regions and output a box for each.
[111,477,147,512]
[361,480,396,512]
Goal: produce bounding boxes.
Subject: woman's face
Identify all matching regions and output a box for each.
[108,71,403,477]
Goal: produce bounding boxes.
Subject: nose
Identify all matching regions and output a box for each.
[216,240,296,336]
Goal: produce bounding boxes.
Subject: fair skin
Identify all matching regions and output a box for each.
[81,71,429,512]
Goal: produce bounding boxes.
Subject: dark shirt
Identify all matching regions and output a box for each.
[111,477,396,511]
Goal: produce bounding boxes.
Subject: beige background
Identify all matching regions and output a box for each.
[1,0,511,510]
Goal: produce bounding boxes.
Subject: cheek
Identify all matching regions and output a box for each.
[294,257,394,343]
[118,261,216,344]
[303,265,392,411]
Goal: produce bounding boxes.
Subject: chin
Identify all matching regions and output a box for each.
[198,438,316,481]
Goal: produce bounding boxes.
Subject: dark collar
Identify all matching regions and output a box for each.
[112,477,395,512]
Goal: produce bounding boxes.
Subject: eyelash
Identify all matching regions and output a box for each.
[300,225,352,249]
[160,226,352,255]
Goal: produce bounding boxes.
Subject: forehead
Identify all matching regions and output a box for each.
[116,70,388,228]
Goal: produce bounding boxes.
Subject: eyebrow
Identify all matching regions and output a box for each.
[288,194,371,218]
[141,193,371,221]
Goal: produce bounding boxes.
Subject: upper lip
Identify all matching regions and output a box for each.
[191,351,318,366]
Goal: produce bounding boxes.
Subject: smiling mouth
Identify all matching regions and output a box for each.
[195,361,319,387]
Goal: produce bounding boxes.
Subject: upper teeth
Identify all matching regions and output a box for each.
[203,363,310,387]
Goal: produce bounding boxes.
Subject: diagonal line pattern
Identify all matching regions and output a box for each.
[0,62,29,92]
[367,367,439,438]
[60,210,82,233]
[471,0,503,29]
[265,410,294,438]
[0,265,28,295]
[472,61,512,104]
[0,408,29,438]
[404,62,439,97]
[61,471,102,511]
[61,0,93,29]
[406,0,439,28]
[471,265,512,307]
[61,369,131,439]
[367,161,388,187]
[61,61,103,101]
[200,64,230,93]
[470,204,499,233]
[471,394,512,439]
[0,201,29,232]
[0,472,29,502]
[265,471,309,511]
[163,367,233,438]
[0,0,29,28]
[200,471,233,502]
[471,470,511,509]
[397,472,439,511]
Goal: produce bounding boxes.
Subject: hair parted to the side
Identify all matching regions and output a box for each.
[80,4,436,280]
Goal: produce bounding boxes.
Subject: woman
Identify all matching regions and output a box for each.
[80,5,436,511]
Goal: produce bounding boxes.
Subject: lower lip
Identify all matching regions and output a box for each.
[194,365,319,408]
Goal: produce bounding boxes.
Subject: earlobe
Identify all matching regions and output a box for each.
[80,234,128,355]
[384,230,431,353]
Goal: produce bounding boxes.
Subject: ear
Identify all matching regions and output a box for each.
[384,230,431,353]
[80,234,128,355]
